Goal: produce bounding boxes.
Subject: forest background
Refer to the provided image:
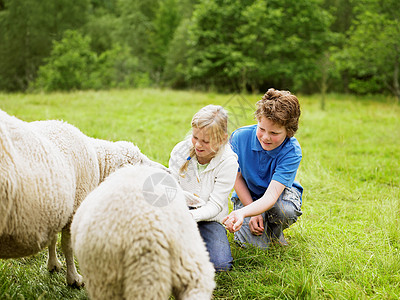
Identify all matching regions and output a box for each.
[0,0,400,100]
[1,0,400,298]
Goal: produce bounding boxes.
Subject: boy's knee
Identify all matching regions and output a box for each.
[283,204,301,221]
[267,204,300,226]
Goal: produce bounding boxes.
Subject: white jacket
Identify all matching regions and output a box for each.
[169,139,238,223]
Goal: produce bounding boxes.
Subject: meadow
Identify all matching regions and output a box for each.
[0,89,399,299]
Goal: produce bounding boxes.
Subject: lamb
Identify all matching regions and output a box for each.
[0,109,166,287]
[71,165,216,300]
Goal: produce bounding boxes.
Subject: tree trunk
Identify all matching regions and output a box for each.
[393,52,400,102]
[320,52,330,110]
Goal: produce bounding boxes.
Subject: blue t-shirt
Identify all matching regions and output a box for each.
[230,125,303,201]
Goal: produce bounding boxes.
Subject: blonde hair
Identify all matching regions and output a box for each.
[179,105,228,174]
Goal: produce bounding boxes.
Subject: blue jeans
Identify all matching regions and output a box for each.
[197,221,233,272]
[232,186,302,249]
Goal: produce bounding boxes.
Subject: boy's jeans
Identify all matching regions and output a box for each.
[232,186,302,249]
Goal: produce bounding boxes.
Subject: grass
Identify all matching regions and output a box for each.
[0,89,399,299]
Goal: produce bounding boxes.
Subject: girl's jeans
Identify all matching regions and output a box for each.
[197,221,233,271]
[232,186,302,249]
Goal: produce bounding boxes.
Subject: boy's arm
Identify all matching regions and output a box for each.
[234,172,253,206]
[233,172,264,235]
[224,180,285,232]
[244,180,285,217]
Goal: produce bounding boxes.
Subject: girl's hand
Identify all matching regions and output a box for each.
[249,215,264,235]
[223,211,244,233]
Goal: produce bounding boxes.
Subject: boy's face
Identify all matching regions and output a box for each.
[256,116,287,151]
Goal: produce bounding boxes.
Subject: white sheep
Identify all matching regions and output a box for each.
[0,109,166,287]
[71,165,216,300]
[88,137,167,183]
[0,111,100,287]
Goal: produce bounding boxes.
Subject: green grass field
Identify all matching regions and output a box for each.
[0,89,399,299]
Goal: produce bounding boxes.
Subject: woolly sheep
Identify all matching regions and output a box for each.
[0,111,99,287]
[88,137,168,183]
[71,165,216,300]
[0,109,166,287]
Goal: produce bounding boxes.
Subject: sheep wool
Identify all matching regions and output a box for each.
[89,137,168,183]
[71,165,216,300]
[0,109,100,287]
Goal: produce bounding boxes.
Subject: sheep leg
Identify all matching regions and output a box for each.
[47,234,62,272]
[61,226,84,287]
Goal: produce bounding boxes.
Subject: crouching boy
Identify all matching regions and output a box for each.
[223,88,303,249]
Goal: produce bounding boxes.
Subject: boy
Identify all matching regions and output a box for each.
[223,88,303,248]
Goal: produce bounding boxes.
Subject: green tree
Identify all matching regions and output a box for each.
[322,0,355,93]
[115,0,159,79]
[163,18,192,88]
[186,0,250,91]
[147,0,181,84]
[323,0,354,34]
[31,30,97,91]
[336,0,400,100]
[84,3,119,54]
[0,0,89,91]
[185,0,332,93]
[31,30,148,91]
[160,0,200,88]
[91,44,150,89]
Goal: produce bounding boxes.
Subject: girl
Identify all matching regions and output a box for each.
[169,105,238,271]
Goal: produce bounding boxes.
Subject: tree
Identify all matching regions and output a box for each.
[146,0,181,84]
[83,1,119,54]
[184,0,332,93]
[162,0,200,88]
[31,30,96,91]
[31,30,148,91]
[185,0,249,91]
[163,18,192,88]
[323,0,354,34]
[115,0,159,79]
[336,0,400,100]
[0,0,90,91]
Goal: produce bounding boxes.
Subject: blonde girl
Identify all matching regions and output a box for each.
[169,105,238,271]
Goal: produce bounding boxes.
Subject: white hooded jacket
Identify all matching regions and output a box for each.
[169,139,238,223]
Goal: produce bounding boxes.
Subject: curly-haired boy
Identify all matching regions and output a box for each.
[223,88,303,248]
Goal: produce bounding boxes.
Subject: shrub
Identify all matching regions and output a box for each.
[31,30,150,91]
[31,30,96,91]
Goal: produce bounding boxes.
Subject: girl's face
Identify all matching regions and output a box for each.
[256,116,287,151]
[192,127,218,164]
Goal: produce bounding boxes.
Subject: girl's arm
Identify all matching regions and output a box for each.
[189,157,238,222]
[223,180,285,232]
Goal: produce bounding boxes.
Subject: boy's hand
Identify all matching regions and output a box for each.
[223,211,244,233]
[249,215,264,235]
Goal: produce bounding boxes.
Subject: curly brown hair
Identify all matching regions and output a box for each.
[255,88,301,138]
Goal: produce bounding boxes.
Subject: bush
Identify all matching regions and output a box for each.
[31,30,96,91]
[90,45,150,89]
[31,30,150,92]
